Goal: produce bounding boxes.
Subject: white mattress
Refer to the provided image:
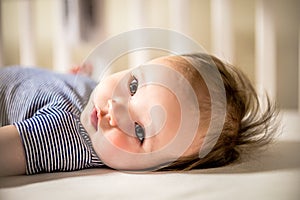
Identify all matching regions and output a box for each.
[1,111,299,200]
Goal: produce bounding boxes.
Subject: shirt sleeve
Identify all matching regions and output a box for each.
[14,106,103,175]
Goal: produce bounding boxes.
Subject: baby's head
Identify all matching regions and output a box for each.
[81,53,277,171]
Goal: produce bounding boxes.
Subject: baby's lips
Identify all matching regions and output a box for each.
[90,107,99,131]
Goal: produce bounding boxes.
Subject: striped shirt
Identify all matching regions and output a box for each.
[0,67,104,174]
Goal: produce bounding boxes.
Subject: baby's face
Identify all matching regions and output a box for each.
[81,56,203,170]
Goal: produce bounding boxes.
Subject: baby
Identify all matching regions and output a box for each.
[0,53,278,176]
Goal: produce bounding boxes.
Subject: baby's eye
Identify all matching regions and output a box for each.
[135,122,145,144]
[129,76,138,96]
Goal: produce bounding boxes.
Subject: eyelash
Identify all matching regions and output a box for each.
[135,122,145,144]
[129,75,138,96]
[129,75,145,144]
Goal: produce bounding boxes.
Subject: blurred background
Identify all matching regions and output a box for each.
[0,0,299,111]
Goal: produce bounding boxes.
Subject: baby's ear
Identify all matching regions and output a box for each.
[69,63,93,77]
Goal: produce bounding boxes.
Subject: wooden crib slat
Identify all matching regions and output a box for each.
[128,0,150,69]
[52,0,70,73]
[255,0,276,101]
[0,1,3,67]
[211,0,234,63]
[18,0,36,66]
[298,27,300,112]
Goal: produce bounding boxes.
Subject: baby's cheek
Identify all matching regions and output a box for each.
[105,130,140,153]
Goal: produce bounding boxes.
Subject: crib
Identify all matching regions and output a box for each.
[0,1,299,199]
[1,0,299,111]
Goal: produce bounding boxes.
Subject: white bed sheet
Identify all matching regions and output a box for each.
[0,111,299,200]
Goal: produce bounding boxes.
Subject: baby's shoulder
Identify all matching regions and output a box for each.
[0,66,52,82]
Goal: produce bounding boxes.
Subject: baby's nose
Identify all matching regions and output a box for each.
[107,99,117,127]
[108,96,134,133]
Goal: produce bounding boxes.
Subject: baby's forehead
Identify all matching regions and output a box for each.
[148,56,183,71]
[132,56,193,79]
[130,56,207,110]
[145,56,198,80]
[131,62,189,92]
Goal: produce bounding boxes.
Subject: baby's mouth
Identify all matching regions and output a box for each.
[90,107,98,131]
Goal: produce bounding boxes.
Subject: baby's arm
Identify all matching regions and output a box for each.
[0,125,26,176]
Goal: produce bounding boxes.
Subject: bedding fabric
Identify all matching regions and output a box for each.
[0,111,300,200]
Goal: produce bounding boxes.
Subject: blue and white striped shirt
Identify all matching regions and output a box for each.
[0,67,104,174]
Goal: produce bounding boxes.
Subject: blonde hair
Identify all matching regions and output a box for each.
[159,53,279,171]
